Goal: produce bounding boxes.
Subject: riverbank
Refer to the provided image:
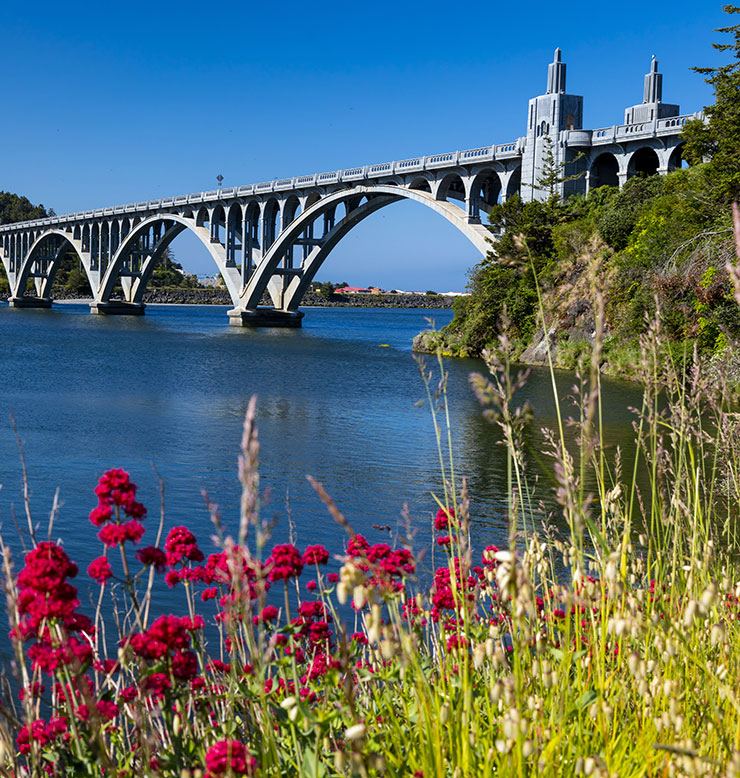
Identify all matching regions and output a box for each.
[1,288,455,308]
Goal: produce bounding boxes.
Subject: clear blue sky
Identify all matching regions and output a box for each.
[0,2,728,292]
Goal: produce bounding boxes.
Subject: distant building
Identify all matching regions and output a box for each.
[335,286,374,294]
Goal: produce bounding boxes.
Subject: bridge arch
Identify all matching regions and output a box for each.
[408,175,433,192]
[97,213,243,305]
[628,146,660,178]
[238,183,491,310]
[13,230,91,300]
[435,172,468,204]
[589,152,620,189]
[668,143,688,171]
[505,167,521,199]
[470,169,503,221]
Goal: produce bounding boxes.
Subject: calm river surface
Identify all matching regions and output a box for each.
[0,302,642,611]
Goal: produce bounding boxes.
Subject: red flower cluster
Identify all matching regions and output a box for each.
[430,557,478,622]
[136,545,167,573]
[346,535,415,591]
[205,739,257,777]
[98,521,145,548]
[128,614,201,682]
[16,716,68,755]
[164,526,205,567]
[267,544,304,582]
[87,556,113,584]
[93,468,146,518]
[14,542,94,674]
[434,506,456,531]
[90,469,147,549]
[302,544,329,566]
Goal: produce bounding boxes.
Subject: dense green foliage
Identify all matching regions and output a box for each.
[683,5,740,203]
[0,192,51,293]
[0,191,49,225]
[431,8,740,374]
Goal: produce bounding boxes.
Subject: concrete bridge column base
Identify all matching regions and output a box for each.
[7,297,52,309]
[227,307,304,328]
[90,301,146,316]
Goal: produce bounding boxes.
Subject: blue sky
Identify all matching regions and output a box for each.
[0,2,728,291]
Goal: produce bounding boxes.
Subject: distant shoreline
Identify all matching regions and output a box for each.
[3,288,456,309]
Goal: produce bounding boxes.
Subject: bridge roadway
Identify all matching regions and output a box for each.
[0,51,700,326]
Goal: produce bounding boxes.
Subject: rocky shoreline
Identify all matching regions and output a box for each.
[2,288,455,308]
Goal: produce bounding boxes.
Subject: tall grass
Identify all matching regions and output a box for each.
[2,230,740,777]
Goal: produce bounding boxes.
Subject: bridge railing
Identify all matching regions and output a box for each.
[0,115,695,233]
[576,112,702,147]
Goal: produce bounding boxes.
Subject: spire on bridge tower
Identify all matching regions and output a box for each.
[546,47,566,94]
[522,48,585,202]
[624,54,679,124]
[643,55,662,104]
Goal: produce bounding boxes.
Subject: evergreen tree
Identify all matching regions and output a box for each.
[683,5,740,202]
[533,134,584,202]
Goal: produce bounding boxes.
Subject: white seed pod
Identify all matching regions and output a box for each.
[353,585,366,610]
[344,723,366,742]
[337,582,349,605]
[334,751,347,772]
[711,622,726,646]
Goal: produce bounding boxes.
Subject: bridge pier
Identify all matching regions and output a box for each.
[7,296,52,309]
[90,301,146,316]
[227,307,304,328]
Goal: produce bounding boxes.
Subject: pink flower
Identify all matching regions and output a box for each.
[205,739,257,777]
[92,469,147,520]
[303,544,329,565]
[267,544,303,582]
[87,556,113,584]
[256,605,279,624]
[97,519,145,547]
[164,526,204,566]
[136,546,167,572]
[89,503,113,527]
[435,507,455,531]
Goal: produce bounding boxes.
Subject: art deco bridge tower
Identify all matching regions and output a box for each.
[520,48,585,201]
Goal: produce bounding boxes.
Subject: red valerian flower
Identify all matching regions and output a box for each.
[267,544,304,582]
[14,542,95,674]
[434,506,455,531]
[205,738,257,777]
[136,546,167,573]
[254,605,279,624]
[87,556,113,584]
[89,503,113,527]
[129,614,193,660]
[164,526,205,566]
[97,520,145,548]
[91,468,147,521]
[302,544,329,565]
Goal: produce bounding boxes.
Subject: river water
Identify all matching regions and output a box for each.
[0,302,642,612]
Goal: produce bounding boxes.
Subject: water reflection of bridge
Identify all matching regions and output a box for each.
[0,51,699,326]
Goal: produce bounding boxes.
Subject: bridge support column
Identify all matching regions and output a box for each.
[90,301,146,316]
[7,296,52,309]
[227,307,304,328]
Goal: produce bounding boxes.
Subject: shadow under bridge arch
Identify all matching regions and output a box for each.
[97,213,243,305]
[239,184,492,311]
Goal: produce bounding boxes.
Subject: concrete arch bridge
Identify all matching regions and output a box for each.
[0,51,701,326]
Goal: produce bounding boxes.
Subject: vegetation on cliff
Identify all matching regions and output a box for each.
[417,6,740,379]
